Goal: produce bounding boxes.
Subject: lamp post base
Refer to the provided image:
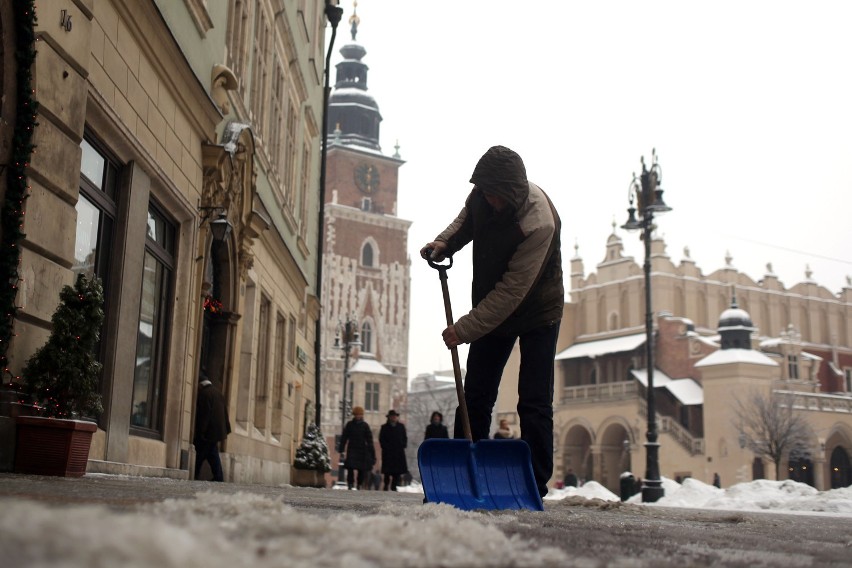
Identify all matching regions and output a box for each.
[641,480,664,503]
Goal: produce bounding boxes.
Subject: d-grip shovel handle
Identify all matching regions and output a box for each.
[424,249,473,442]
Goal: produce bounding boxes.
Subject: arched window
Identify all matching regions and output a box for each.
[361,243,373,267]
[608,312,618,331]
[361,321,373,353]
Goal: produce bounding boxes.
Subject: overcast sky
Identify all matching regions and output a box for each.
[327,1,852,381]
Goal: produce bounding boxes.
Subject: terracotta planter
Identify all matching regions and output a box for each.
[14,416,96,477]
[291,467,327,488]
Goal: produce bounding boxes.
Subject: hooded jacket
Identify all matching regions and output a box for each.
[436,146,563,342]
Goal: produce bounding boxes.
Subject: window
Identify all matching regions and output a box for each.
[75,138,119,285]
[271,312,286,438]
[130,203,175,433]
[361,197,371,212]
[365,382,379,412]
[845,368,851,392]
[254,295,271,429]
[298,144,311,237]
[226,0,251,91]
[361,243,373,267]
[680,406,689,429]
[256,295,271,400]
[250,9,270,142]
[76,137,120,414]
[288,315,296,364]
[361,321,372,353]
[787,354,799,380]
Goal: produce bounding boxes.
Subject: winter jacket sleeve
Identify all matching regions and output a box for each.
[339,422,350,453]
[436,193,475,255]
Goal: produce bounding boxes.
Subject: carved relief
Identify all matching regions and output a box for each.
[201,122,265,282]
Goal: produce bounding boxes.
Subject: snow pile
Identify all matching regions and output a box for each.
[0,491,567,568]
[548,476,852,516]
[544,480,619,502]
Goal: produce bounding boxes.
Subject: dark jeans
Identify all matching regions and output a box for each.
[453,322,559,497]
[194,440,224,482]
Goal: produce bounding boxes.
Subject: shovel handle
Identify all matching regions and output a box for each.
[425,250,473,442]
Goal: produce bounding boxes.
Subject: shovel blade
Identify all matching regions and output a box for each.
[418,438,543,511]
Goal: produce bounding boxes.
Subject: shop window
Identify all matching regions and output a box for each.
[130,202,175,434]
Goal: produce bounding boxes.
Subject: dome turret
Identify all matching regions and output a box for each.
[326,5,382,151]
[718,289,755,349]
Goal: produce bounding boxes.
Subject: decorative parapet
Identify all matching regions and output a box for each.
[774,390,852,413]
[560,381,637,404]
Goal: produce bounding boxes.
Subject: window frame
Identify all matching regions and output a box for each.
[129,200,176,438]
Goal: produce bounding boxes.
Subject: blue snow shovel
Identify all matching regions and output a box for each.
[417,251,544,511]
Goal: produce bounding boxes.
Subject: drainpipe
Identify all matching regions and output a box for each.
[314,1,344,427]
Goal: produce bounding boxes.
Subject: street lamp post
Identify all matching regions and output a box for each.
[621,148,671,503]
[334,318,360,483]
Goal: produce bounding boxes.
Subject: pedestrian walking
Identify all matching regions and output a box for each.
[339,406,375,490]
[424,411,449,439]
[420,145,563,499]
[379,409,407,490]
[194,373,231,482]
[713,472,721,488]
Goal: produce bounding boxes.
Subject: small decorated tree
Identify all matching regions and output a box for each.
[21,273,104,419]
[294,422,331,472]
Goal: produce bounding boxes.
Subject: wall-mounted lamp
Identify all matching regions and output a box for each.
[198,204,233,242]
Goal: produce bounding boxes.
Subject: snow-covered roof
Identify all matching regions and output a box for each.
[349,354,393,375]
[631,368,673,387]
[665,378,704,405]
[555,333,645,360]
[630,370,703,405]
[694,349,778,368]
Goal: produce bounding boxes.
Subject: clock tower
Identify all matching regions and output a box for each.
[321,8,411,442]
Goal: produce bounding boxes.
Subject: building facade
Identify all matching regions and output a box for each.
[318,13,411,477]
[497,228,852,494]
[0,0,328,485]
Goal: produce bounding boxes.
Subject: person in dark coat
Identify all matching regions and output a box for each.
[563,468,579,487]
[420,145,563,499]
[424,411,449,440]
[338,406,375,490]
[379,409,408,491]
[194,375,231,482]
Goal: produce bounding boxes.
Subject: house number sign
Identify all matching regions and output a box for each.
[60,10,72,32]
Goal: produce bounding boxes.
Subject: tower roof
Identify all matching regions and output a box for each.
[327,5,383,151]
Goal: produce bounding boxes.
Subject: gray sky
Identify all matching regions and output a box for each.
[328,0,852,381]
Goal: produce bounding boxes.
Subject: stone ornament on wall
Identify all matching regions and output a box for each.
[211,64,238,115]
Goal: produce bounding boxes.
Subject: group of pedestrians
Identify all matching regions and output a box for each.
[338,407,409,491]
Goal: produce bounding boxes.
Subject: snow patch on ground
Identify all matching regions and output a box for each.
[0,491,568,568]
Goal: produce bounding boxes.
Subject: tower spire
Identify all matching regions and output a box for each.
[349,1,360,40]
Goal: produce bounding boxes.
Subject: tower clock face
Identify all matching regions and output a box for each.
[354,163,380,194]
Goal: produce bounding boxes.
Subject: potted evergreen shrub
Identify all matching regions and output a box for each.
[14,273,104,477]
[291,422,331,487]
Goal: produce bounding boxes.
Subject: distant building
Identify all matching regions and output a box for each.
[497,228,852,493]
[0,1,327,484]
[319,12,411,478]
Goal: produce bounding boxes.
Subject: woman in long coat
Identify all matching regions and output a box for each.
[339,406,375,490]
[379,409,408,490]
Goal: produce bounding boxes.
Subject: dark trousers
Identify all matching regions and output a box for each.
[346,467,367,489]
[194,440,224,482]
[383,473,401,491]
[453,322,559,497]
